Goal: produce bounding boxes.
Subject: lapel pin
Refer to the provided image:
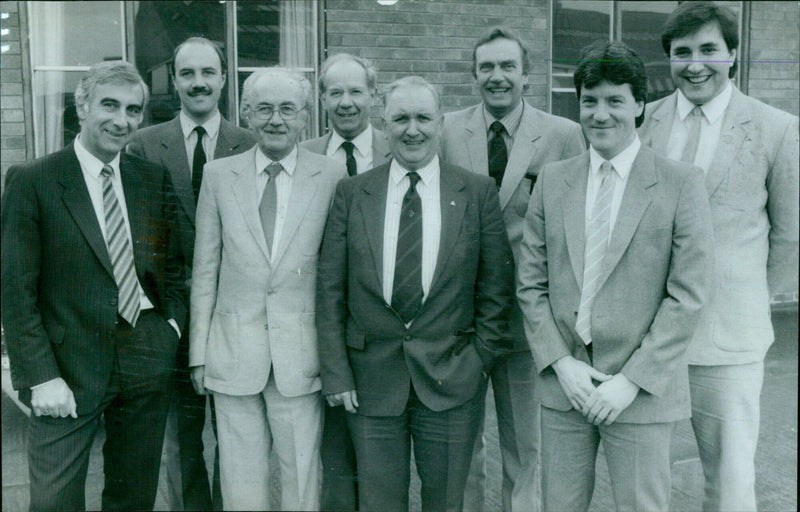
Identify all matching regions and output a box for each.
[450,201,456,206]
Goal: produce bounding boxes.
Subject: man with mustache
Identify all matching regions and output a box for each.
[639,3,799,510]
[127,36,256,511]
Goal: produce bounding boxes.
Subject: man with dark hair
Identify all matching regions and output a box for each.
[517,41,713,512]
[127,36,255,511]
[641,3,799,510]
[2,60,187,511]
[440,26,584,512]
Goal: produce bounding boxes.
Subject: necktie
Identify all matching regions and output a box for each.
[488,121,508,188]
[575,161,616,345]
[680,106,703,164]
[100,165,141,327]
[192,125,207,203]
[259,162,283,254]
[392,172,424,324]
[341,141,357,176]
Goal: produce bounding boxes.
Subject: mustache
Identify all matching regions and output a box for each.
[187,87,213,97]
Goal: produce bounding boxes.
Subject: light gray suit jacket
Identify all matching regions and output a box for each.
[190,146,347,397]
[640,87,799,365]
[441,101,585,351]
[300,126,391,171]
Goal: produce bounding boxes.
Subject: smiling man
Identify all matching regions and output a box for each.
[440,27,585,512]
[516,41,713,512]
[640,3,799,511]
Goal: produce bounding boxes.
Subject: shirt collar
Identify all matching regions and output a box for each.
[180,110,222,140]
[588,135,641,180]
[329,126,372,157]
[483,100,524,138]
[390,155,440,186]
[74,134,121,178]
[255,145,298,177]
[676,81,732,124]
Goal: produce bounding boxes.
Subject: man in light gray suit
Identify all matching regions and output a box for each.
[440,26,584,512]
[640,3,799,511]
[190,67,347,510]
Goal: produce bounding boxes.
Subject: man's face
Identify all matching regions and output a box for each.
[321,59,374,140]
[78,81,144,163]
[579,80,643,161]
[173,42,226,123]
[669,21,735,106]
[474,37,528,118]
[383,85,441,171]
[245,74,307,161]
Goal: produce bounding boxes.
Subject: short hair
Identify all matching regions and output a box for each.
[382,76,441,116]
[319,53,378,94]
[74,60,149,114]
[573,41,648,127]
[170,37,227,77]
[661,1,739,78]
[471,26,532,77]
[240,67,313,118]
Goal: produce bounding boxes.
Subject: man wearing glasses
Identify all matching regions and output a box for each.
[189,67,347,510]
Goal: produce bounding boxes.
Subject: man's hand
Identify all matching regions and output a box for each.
[325,390,358,413]
[552,356,611,414]
[585,373,640,425]
[31,378,77,418]
[190,366,207,395]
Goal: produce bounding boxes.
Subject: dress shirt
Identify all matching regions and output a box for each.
[326,127,373,173]
[180,110,221,172]
[586,136,641,241]
[483,99,524,150]
[255,145,298,261]
[666,82,732,173]
[382,156,442,306]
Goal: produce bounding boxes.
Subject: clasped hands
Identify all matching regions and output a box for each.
[552,356,639,425]
[325,390,358,412]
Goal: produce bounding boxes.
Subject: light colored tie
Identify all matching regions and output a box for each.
[575,161,616,345]
[259,162,283,254]
[100,165,141,327]
[680,106,703,164]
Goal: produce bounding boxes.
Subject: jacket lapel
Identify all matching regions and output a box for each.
[499,102,542,209]
[119,154,149,275]
[428,164,467,298]
[705,87,750,197]
[371,128,392,167]
[272,151,319,267]
[465,106,489,177]
[562,153,590,288]
[359,165,390,283]
[215,118,249,159]
[160,118,196,223]
[230,147,271,263]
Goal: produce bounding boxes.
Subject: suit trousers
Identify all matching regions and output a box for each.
[320,403,358,511]
[689,362,764,512]
[540,405,674,512]
[212,373,322,511]
[464,350,540,512]
[27,311,175,512]
[348,382,485,512]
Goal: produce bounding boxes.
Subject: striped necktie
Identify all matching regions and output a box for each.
[391,171,423,324]
[575,161,616,345]
[100,164,141,327]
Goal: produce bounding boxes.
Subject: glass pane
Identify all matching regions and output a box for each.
[33,71,84,155]
[238,71,315,141]
[30,2,123,66]
[237,1,316,69]
[131,1,228,126]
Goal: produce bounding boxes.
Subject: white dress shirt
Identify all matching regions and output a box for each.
[326,127,374,174]
[382,156,442,307]
[666,82,732,173]
[255,145,298,261]
[180,110,221,172]
[586,136,641,241]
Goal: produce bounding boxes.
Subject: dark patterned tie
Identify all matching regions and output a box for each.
[259,162,283,253]
[392,172,424,324]
[341,141,357,176]
[192,125,207,203]
[488,120,508,188]
[100,165,141,326]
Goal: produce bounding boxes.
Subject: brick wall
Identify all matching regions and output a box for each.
[324,0,549,115]
[747,2,799,117]
[0,1,29,192]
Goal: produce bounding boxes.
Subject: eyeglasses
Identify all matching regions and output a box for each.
[251,104,306,120]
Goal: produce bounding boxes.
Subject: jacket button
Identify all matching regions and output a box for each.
[437,380,442,386]
[267,289,275,295]
[404,334,412,341]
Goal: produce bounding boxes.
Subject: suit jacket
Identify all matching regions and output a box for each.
[316,162,515,416]
[640,87,799,365]
[1,145,188,414]
[190,146,347,398]
[300,126,392,169]
[516,147,713,423]
[127,116,257,271]
[441,101,585,351]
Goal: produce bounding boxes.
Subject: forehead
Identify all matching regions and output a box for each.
[325,60,369,89]
[175,42,222,70]
[475,37,523,64]
[250,74,304,105]
[581,80,635,99]
[385,85,437,114]
[91,81,145,105]
[671,21,728,49]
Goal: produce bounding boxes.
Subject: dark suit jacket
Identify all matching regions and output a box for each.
[300,126,392,169]
[316,162,515,416]
[126,116,257,270]
[516,147,713,423]
[1,145,188,414]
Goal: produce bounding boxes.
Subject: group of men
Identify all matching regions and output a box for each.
[2,2,797,512]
